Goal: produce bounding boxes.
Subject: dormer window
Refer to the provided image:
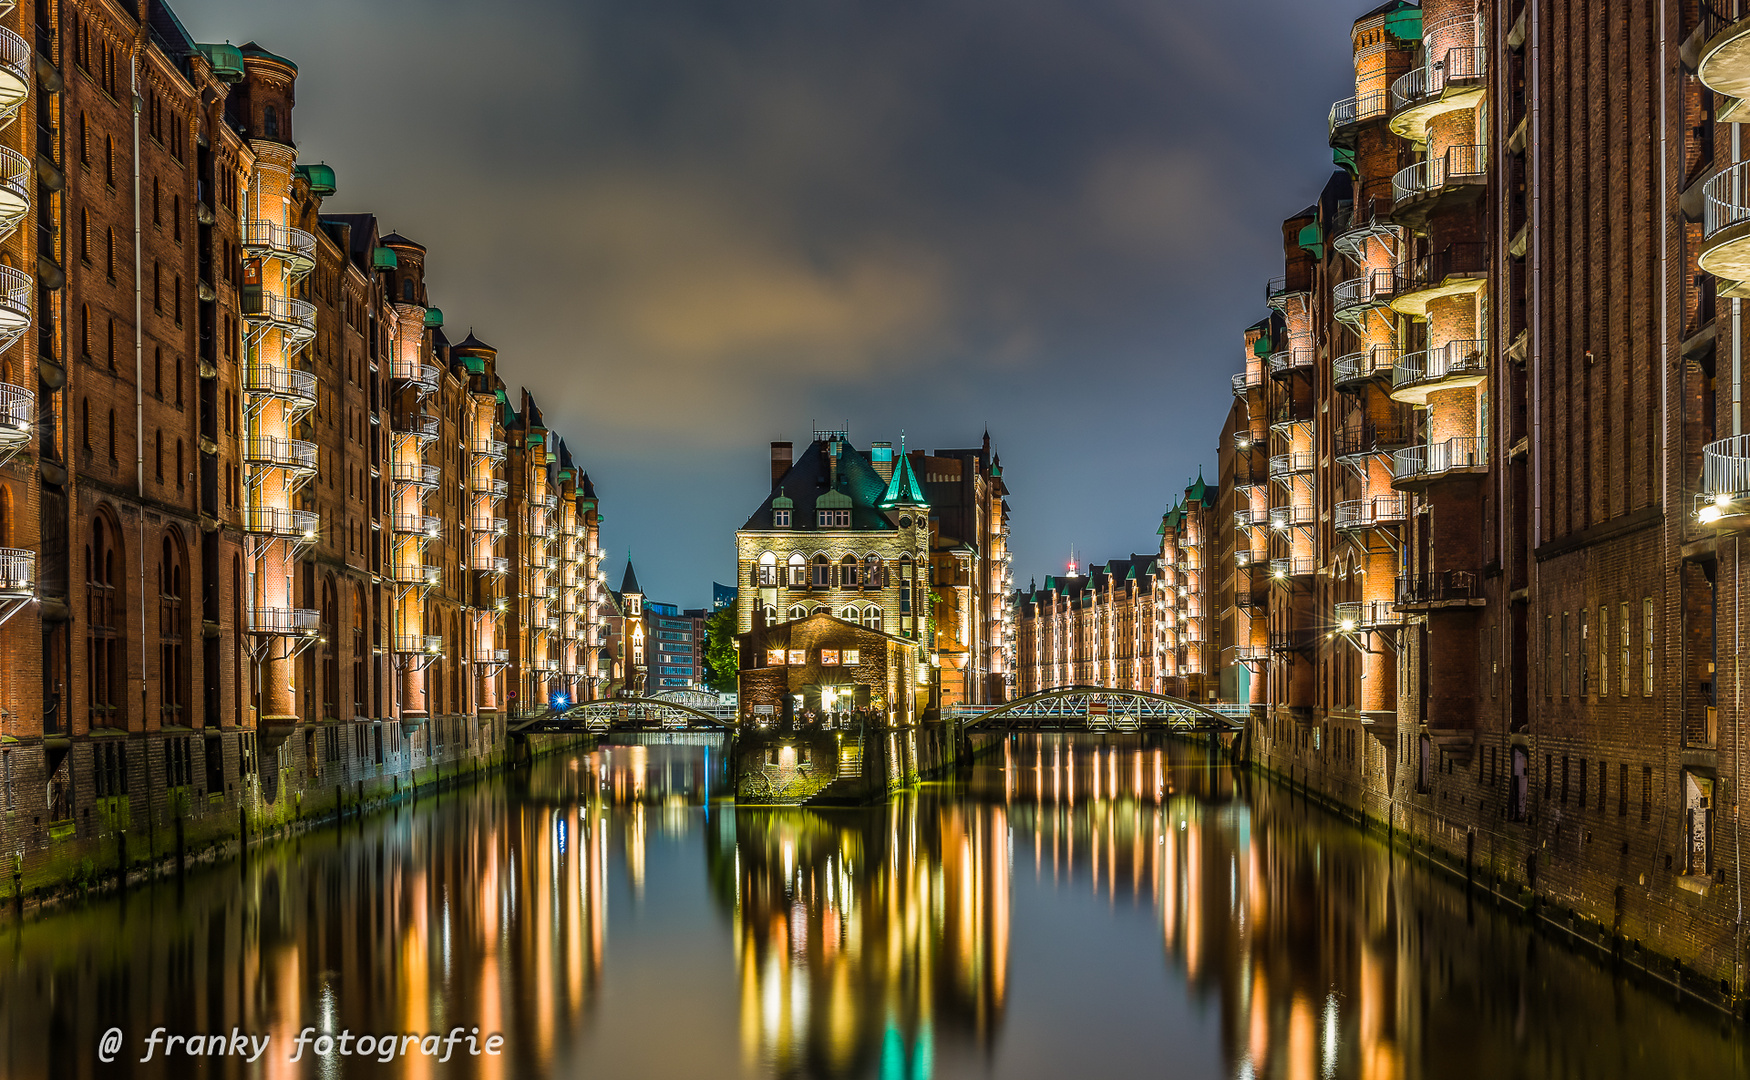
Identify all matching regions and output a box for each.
[774,508,791,528]
[818,509,850,528]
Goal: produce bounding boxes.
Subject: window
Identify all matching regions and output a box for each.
[1543,615,1552,699]
[1598,606,1608,697]
[1642,598,1654,696]
[80,208,90,263]
[80,398,89,449]
[820,650,840,666]
[773,509,791,528]
[817,508,849,528]
[87,517,123,728]
[843,649,859,665]
[1578,758,1587,808]
[811,554,831,588]
[1598,759,1607,812]
[786,650,805,666]
[861,606,882,631]
[153,429,162,481]
[1578,611,1588,697]
[1620,601,1630,695]
[107,318,115,369]
[107,226,115,280]
[841,556,859,587]
[787,605,807,621]
[1560,612,1569,698]
[1642,765,1653,822]
[79,111,88,163]
[264,104,278,139]
[107,409,116,460]
[1620,763,1629,816]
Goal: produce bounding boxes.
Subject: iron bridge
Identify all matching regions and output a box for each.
[509,691,735,735]
[949,686,1247,733]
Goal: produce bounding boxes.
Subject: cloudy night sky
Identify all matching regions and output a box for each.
[177,0,1363,608]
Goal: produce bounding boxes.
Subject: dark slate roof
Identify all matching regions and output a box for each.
[455,330,494,353]
[579,472,597,499]
[239,41,298,72]
[378,231,425,251]
[742,439,897,532]
[146,3,199,66]
[620,559,642,596]
[319,213,378,269]
[558,441,575,470]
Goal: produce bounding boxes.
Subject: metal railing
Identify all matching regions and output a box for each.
[243,292,316,338]
[0,264,27,333]
[390,359,441,393]
[394,413,440,440]
[245,436,318,472]
[1396,570,1485,605]
[241,507,320,538]
[1269,557,1315,579]
[1336,419,1415,459]
[1702,435,1750,500]
[1390,46,1487,112]
[1335,495,1408,531]
[1335,599,1404,629]
[243,364,317,403]
[1269,504,1315,529]
[1704,160,1750,240]
[471,438,507,461]
[473,476,509,498]
[0,28,28,110]
[1393,338,1488,391]
[1393,144,1486,204]
[1231,368,1264,395]
[1393,436,1489,482]
[473,553,509,575]
[1328,89,1389,135]
[1267,348,1315,376]
[249,607,319,635]
[390,459,441,488]
[1333,345,1400,386]
[1234,506,1268,528]
[1394,243,1488,295]
[0,547,33,592]
[390,561,441,587]
[1269,451,1315,476]
[472,515,508,535]
[242,219,318,266]
[0,146,30,233]
[391,513,439,536]
[1702,1,1750,40]
[394,634,445,655]
[0,381,33,440]
[1333,267,1397,314]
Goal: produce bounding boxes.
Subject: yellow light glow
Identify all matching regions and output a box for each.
[1340,618,1355,632]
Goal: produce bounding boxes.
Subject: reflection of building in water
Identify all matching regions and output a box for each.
[707,798,1009,1079]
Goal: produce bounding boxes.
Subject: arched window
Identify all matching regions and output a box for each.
[321,578,338,717]
[450,613,461,715]
[233,555,244,723]
[107,409,117,460]
[787,605,807,622]
[899,556,914,614]
[159,532,187,727]
[862,606,883,631]
[757,550,777,586]
[352,586,367,715]
[840,555,859,588]
[80,398,89,449]
[786,552,806,588]
[88,514,123,728]
[812,606,829,616]
[865,556,883,589]
[264,104,278,139]
[403,279,414,303]
[811,553,831,588]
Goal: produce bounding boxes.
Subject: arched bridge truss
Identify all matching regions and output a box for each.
[953,687,1245,734]
[510,697,733,736]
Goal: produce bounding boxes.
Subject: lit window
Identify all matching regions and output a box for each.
[767,649,786,666]
[817,509,850,528]
[844,649,859,665]
[821,650,840,666]
[774,509,791,528]
[787,649,806,666]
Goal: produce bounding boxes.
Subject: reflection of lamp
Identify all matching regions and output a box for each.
[821,685,839,711]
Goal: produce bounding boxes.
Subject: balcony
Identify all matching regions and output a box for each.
[472,476,509,498]
[1264,276,1307,311]
[394,413,440,442]
[248,607,319,636]
[1330,184,1401,262]
[540,492,559,511]
[1699,435,1750,528]
[0,145,29,241]
[242,507,320,540]
[1335,599,1404,631]
[1232,428,1263,451]
[1335,419,1415,465]
[0,264,29,339]
[1391,146,1487,229]
[473,648,511,667]
[1696,3,1750,118]
[390,561,441,588]
[391,513,439,537]
[473,552,509,575]
[1268,557,1314,581]
[1231,367,1264,396]
[0,381,33,450]
[245,436,318,473]
[1267,347,1315,378]
[1392,436,1488,489]
[1333,268,1397,327]
[1234,506,1268,529]
[1335,495,1408,532]
[241,219,318,275]
[1700,162,1750,292]
[1233,548,1260,569]
[1269,451,1315,478]
[0,27,27,122]
[1389,45,1488,142]
[242,364,317,408]
[471,438,508,461]
[0,547,33,595]
[1389,243,1489,318]
[472,514,508,535]
[1233,644,1269,664]
[1396,570,1486,609]
[1268,628,1315,652]
[390,459,440,489]
[394,634,445,656]
[242,293,316,344]
[1269,504,1315,529]
[528,518,552,539]
[390,358,441,396]
[1328,89,1388,145]
[1333,345,1399,389]
[1390,338,1488,405]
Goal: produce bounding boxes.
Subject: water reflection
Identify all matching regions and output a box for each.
[0,734,1743,1080]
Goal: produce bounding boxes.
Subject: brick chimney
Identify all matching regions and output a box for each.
[771,442,792,485]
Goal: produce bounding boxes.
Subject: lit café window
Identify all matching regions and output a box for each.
[820,649,839,665]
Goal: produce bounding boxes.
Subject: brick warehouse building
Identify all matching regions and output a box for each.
[1166,0,1750,1006]
[0,2,609,893]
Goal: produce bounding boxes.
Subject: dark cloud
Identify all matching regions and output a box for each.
[176,0,1364,603]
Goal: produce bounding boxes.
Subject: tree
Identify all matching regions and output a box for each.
[703,606,739,692]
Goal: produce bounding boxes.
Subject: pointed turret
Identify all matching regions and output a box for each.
[880,435,928,508]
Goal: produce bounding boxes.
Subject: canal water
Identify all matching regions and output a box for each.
[0,734,1744,1079]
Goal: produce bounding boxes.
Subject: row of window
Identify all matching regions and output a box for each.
[753,552,918,589]
[766,649,861,667]
[1546,598,1654,700]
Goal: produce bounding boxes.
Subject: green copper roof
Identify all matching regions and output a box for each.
[1251,336,1271,357]
[1383,6,1422,42]
[198,43,245,82]
[372,246,398,270]
[422,307,443,328]
[462,355,486,375]
[879,443,927,508]
[1186,470,1208,504]
[1297,222,1325,260]
[295,162,336,197]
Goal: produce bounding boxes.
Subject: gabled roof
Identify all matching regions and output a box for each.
[1186,470,1209,504]
[620,559,642,596]
[742,439,897,532]
[455,330,494,352]
[378,231,425,251]
[579,472,597,499]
